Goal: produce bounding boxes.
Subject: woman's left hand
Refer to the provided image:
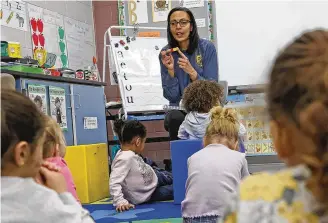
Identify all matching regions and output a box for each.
[177,49,197,81]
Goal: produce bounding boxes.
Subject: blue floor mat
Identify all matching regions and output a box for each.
[83,201,182,223]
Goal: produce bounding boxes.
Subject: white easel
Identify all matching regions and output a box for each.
[102,25,167,120]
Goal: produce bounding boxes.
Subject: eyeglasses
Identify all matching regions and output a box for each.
[169,20,190,28]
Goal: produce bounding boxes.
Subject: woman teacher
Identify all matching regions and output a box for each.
[160,7,218,140]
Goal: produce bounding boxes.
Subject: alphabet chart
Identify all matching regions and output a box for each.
[110,36,169,113]
[1,0,27,31]
[226,93,276,156]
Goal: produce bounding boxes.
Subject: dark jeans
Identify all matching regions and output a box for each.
[150,167,173,202]
[164,110,186,141]
[141,155,158,168]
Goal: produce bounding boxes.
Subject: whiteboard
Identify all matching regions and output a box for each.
[110,36,169,112]
[215,1,328,87]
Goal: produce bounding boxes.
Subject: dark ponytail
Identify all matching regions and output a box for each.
[113,119,147,144]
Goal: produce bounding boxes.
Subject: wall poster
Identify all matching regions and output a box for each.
[1,0,28,31]
[49,86,68,131]
[27,4,68,68]
[128,0,148,24]
[28,84,48,115]
[152,0,171,23]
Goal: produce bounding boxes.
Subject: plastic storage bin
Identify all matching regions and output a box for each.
[7,42,22,58]
[1,41,8,57]
[65,143,109,204]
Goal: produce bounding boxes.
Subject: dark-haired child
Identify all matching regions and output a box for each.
[178,80,246,140]
[110,120,173,212]
[1,90,94,223]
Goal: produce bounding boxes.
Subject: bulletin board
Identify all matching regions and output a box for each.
[1,1,96,71]
[27,4,69,68]
[26,4,95,70]
[118,0,214,41]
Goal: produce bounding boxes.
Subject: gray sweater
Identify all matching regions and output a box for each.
[182,144,249,218]
[110,150,158,206]
[178,112,246,140]
[1,177,94,223]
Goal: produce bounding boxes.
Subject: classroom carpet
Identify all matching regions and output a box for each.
[83,198,182,223]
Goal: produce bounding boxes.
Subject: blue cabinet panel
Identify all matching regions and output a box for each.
[73,85,107,145]
[20,79,74,146]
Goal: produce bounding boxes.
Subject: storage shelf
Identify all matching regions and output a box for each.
[1,69,106,86]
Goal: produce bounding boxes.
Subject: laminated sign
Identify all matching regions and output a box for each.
[84,117,98,130]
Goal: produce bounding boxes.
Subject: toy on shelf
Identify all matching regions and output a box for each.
[58,68,75,78]
[75,69,85,79]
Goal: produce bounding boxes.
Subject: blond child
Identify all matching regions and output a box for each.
[1,73,15,90]
[182,106,249,223]
[220,30,328,222]
[1,90,93,223]
[43,117,80,203]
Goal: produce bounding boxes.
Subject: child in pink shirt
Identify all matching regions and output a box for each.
[43,117,80,203]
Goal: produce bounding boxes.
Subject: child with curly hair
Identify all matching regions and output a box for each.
[220,30,328,222]
[178,80,246,140]
[182,106,249,223]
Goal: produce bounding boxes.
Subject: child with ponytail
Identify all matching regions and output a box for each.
[182,106,249,223]
[110,120,173,212]
[220,30,328,222]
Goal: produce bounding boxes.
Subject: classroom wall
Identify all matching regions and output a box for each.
[93,1,170,164]
[1,0,95,59]
[123,0,211,39]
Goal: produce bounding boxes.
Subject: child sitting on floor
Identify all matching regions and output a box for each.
[178,80,246,140]
[182,106,249,223]
[220,29,328,223]
[110,119,173,212]
[42,116,80,203]
[1,90,93,223]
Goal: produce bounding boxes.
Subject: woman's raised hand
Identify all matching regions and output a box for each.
[177,48,197,81]
[161,49,174,72]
